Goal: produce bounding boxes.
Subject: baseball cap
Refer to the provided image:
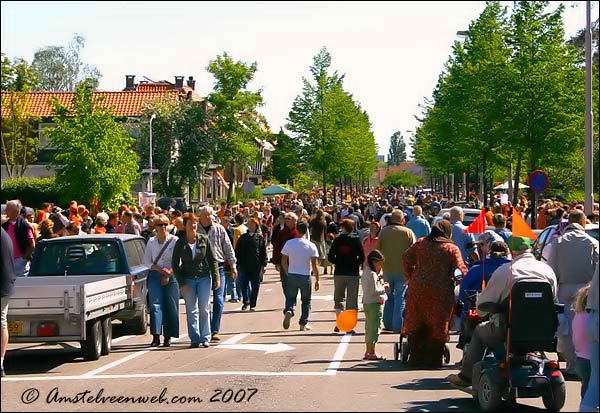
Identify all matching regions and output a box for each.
[477,230,503,250]
[508,235,531,251]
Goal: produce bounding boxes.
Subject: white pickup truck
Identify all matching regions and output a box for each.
[7,234,149,360]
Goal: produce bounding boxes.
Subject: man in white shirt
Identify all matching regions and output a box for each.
[281,219,320,331]
[448,235,558,387]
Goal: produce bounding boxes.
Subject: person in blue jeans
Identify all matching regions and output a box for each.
[280,219,320,331]
[376,209,416,332]
[172,213,220,348]
[143,214,180,347]
[197,205,237,343]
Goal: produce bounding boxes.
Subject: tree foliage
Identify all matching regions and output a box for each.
[31,34,101,91]
[412,1,587,205]
[383,170,423,188]
[270,129,301,184]
[44,81,139,210]
[139,98,216,197]
[206,52,267,204]
[1,92,40,178]
[1,54,39,91]
[387,131,407,166]
[286,47,377,199]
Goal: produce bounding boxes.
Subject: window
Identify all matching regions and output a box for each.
[124,240,142,268]
[29,241,123,276]
[38,123,56,149]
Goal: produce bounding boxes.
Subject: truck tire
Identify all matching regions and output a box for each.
[101,316,112,356]
[82,319,102,361]
[125,304,148,335]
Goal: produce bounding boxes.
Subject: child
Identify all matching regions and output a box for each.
[572,284,591,399]
[361,249,388,361]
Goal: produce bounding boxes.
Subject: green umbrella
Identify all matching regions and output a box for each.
[261,184,295,195]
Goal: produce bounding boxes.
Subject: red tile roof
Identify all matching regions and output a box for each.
[1,91,179,118]
[136,83,173,92]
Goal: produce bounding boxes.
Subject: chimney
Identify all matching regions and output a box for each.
[187,76,196,90]
[174,76,184,89]
[125,75,135,90]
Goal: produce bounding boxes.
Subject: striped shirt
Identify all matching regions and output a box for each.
[198,222,237,267]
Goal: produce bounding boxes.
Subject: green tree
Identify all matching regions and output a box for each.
[139,98,216,197]
[503,1,585,209]
[1,54,39,91]
[270,129,301,184]
[44,81,139,210]
[207,52,267,204]
[387,131,407,166]
[31,34,101,91]
[383,170,422,188]
[0,92,40,178]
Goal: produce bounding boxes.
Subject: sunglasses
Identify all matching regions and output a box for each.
[156,223,169,227]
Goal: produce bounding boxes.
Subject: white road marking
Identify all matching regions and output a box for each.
[326,333,353,374]
[1,371,332,382]
[80,334,188,377]
[2,328,351,382]
[216,333,294,353]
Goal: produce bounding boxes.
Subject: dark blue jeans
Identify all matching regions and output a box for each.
[148,270,180,338]
[239,268,261,308]
[211,265,226,335]
[285,273,312,326]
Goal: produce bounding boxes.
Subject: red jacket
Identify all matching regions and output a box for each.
[272,225,298,265]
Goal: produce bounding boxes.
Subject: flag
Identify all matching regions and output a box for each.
[464,208,487,234]
[511,207,537,240]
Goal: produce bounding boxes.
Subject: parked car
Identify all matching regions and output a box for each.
[532,223,599,261]
[433,208,483,226]
[9,234,150,360]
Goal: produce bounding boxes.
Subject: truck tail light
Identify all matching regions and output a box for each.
[37,322,59,336]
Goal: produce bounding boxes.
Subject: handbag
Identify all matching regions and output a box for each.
[153,237,173,286]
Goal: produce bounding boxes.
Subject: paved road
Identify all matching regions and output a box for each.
[1,263,584,412]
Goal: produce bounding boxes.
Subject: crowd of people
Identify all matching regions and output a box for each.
[1,187,598,411]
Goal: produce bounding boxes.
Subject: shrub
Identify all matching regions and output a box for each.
[1,177,71,208]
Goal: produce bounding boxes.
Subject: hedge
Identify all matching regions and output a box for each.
[1,177,71,209]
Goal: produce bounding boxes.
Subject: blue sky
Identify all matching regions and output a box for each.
[1,1,592,158]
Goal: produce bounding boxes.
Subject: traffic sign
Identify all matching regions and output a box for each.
[528,170,549,192]
[142,168,159,173]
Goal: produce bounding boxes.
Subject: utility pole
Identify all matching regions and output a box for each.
[584,0,594,215]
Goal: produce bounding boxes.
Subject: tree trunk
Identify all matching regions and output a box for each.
[512,155,523,207]
[226,161,236,205]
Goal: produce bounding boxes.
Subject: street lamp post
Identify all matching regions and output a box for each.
[584,0,594,215]
[149,113,156,193]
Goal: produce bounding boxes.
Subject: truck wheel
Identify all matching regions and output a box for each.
[82,319,102,361]
[477,372,503,411]
[101,316,112,356]
[542,382,566,412]
[125,304,148,335]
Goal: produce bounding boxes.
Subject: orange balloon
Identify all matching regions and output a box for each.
[336,309,358,332]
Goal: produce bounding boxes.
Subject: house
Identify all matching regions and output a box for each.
[0,75,228,204]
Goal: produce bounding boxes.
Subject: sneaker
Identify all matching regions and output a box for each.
[211,333,221,342]
[250,307,256,312]
[283,311,293,330]
[241,304,249,311]
[229,299,240,303]
[190,342,200,348]
[163,337,171,347]
[299,324,312,331]
[447,373,471,387]
[363,353,386,361]
[201,342,210,348]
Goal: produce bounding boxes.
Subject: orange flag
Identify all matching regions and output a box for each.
[464,208,487,234]
[511,207,537,240]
